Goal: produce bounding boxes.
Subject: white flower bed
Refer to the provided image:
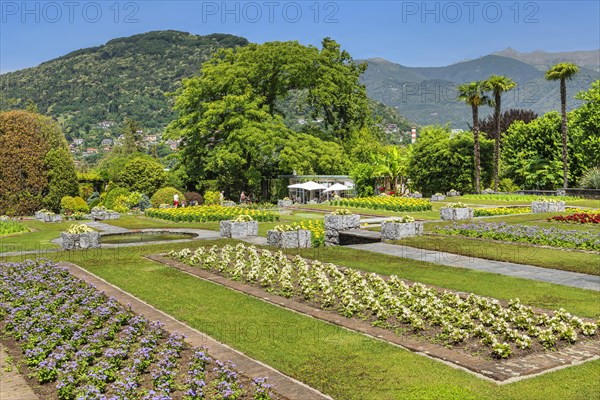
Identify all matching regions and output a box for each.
[170,244,599,359]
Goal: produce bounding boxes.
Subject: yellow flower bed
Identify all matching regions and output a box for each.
[145,205,279,222]
[331,196,431,212]
[473,207,531,217]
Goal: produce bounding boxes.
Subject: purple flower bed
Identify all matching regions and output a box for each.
[0,259,273,399]
[435,222,600,251]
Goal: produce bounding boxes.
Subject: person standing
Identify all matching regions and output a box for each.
[173,193,179,208]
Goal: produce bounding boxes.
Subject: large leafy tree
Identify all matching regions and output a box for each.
[0,110,78,215]
[484,75,516,191]
[502,111,588,189]
[457,81,493,193]
[545,62,579,188]
[168,38,373,197]
[117,156,167,196]
[479,109,538,140]
[409,126,493,195]
[569,80,600,171]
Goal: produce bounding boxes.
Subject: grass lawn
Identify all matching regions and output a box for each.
[453,196,600,209]
[4,215,600,399]
[10,240,597,400]
[291,204,442,220]
[0,219,81,251]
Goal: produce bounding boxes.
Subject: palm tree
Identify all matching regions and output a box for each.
[485,75,516,191]
[457,81,493,193]
[372,146,412,194]
[545,62,579,189]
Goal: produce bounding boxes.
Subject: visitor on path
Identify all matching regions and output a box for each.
[220,191,225,203]
[240,191,246,204]
[173,193,179,208]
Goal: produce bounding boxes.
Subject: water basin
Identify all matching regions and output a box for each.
[101,232,196,244]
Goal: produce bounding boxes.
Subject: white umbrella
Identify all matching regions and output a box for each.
[300,181,327,191]
[287,183,306,189]
[323,183,350,192]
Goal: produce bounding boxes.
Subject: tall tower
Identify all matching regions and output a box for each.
[411,126,417,144]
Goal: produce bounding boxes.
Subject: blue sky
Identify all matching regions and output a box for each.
[1,0,599,73]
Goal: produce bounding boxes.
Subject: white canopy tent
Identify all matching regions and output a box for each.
[287,181,327,203]
[323,183,351,192]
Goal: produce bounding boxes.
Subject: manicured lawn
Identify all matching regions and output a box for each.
[12,241,597,400]
[453,196,599,209]
[0,219,82,251]
[292,204,442,219]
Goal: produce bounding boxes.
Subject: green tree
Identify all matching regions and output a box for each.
[484,75,516,191]
[121,118,144,155]
[117,156,167,196]
[457,81,493,193]
[409,126,493,195]
[501,112,588,189]
[569,80,600,171]
[371,146,412,194]
[0,110,78,215]
[545,62,579,188]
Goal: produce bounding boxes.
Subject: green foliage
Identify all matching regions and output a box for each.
[579,167,600,189]
[150,187,185,208]
[502,112,589,189]
[112,195,131,213]
[72,196,90,213]
[409,126,493,195]
[169,38,376,196]
[117,156,166,196]
[60,196,76,212]
[0,110,78,215]
[203,191,221,206]
[103,187,131,210]
[570,80,600,170]
[350,163,376,197]
[499,178,520,193]
[184,192,203,205]
[371,145,412,194]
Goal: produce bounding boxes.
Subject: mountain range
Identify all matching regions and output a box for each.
[361,50,599,128]
[1,30,598,137]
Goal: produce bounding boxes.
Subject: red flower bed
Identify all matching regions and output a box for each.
[548,213,600,224]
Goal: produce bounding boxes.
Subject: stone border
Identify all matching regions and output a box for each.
[147,254,600,384]
[58,261,330,400]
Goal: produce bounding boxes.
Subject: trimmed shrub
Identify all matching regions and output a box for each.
[72,196,89,213]
[150,187,185,208]
[103,187,131,210]
[60,196,76,212]
[204,190,221,205]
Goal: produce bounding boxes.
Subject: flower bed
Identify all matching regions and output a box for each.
[0,218,28,236]
[330,196,431,212]
[548,212,600,224]
[473,207,531,217]
[169,244,599,360]
[459,194,580,202]
[434,222,600,251]
[0,259,273,399]
[146,205,279,223]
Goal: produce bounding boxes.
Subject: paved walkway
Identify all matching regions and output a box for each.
[85,220,130,233]
[347,242,600,291]
[0,347,38,399]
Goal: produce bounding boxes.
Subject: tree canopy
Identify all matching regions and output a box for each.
[168,38,376,197]
[0,110,78,215]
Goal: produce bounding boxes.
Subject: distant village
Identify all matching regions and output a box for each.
[68,120,181,159]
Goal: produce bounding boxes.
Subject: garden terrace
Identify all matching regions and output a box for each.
[163,243,600,382]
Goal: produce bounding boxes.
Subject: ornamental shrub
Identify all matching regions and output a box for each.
[103,187,131,210]
[150,187,185,208]
[204,190,220,205]
[580,167,600,189]
[72,196,89,213]
[184,191,203,205]
[60,196,76,212]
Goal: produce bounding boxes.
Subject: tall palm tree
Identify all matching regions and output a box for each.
[545,62,579,189]
[485,75,516,191]
[457,81,493,193]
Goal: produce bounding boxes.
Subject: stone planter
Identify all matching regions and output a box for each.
[531,201,565,213]
[91,210,120,220]
[446,190,460,197]
[409,192,423,198]
[277,199,293,207]
[43,213,62,223]
[267,229,312,248]
[220,220,259,239]
[381,221,423,241]
[324,214,360,246]
[431,195,446,201]
[61,232,100,250]
[440,207,474,220]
